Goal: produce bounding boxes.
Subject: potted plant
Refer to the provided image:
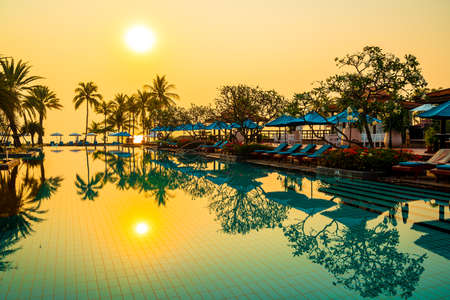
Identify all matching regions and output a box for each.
[424,127,438,153]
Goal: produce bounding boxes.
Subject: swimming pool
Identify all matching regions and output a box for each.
[0,147,448,299]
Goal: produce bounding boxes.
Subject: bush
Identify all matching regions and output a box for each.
[223,143,272,156]
[320,148,420,172]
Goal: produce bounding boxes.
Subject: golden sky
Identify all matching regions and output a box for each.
[1,0,450,135]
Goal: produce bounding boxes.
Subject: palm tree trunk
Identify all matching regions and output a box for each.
[38,114,44,145]
[104,114,107,144]
[9,120,21,147]
[85,102,89,143]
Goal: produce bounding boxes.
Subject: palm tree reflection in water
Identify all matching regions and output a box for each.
[0,157,62,272]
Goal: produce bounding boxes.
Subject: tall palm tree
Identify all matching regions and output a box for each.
[73,82,102,143]
[145,75,179,110]
[95,100,114,143]
[26,85,62,145]
[0,57,41,147]
[127,95,139,136]
[135,89,151,134]
[110,93,128,141]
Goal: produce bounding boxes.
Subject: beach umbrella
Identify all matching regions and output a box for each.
[50,132,63,143]
[265,115,298,127]
[265,115,298,142]
[207,121,229,130]
[86,132,97,143]
[287,111,330,126]
[117,132,131,137]
[410,104,436,112]
[418,100,450,148]
[327,108,381,125]
[193,122,207,130]
[69,133,81,143]
[418,100,450,119]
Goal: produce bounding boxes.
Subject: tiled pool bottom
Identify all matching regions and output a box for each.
[0,148,449,299]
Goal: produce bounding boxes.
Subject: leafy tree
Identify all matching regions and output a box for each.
[213,85,285,142]
[308,46,427,148]
[25,85,62,145]
[73,82,102,143]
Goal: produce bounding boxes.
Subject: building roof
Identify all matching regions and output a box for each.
[425,88,450,104]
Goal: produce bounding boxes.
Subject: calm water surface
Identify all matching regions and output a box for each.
[0,147,449,299]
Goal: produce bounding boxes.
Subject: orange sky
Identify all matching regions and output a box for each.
[1,0,450,135]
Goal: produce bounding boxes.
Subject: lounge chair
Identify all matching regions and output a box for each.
[430,164,450,182]
[254,143,288,154]
[289,144,316,160]
[302,144,333,163]
[215,141,229,151]
[50,141,56,146]
[58,141,64,146]
[276,144,303,155]
[392,149,450,178]
[68,141,74,146]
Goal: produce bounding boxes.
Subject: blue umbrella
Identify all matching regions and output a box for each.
[183,124,195,131]
[117,131,131,137]
[229,122,241,129]
[327,108,381,124]
[410,104,436,112]
[418,101,450,148]
[243,119,262,129]
[418,101,450,119]
[207,121,229,130]
[265,115,298,127]
[50,132,63,143]
[193,122,207,130]
[287,111,329,126]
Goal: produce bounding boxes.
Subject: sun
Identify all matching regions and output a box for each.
[125,25,155,53]
[134,222,150,235]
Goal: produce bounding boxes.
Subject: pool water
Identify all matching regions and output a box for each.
[0,147,448,299]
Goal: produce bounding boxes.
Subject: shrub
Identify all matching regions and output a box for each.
[320,148,420,172]
[223,143,272,156]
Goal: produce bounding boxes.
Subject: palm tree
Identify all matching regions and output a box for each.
[0,57,41,147]
[26,85,62,145]
[73,82,102,143]
[110,93,128,142]
[135,89,151,134]
[95,100,114,143]
[20,121,42,146]
[145,75,179,110]
[127,95,139,136]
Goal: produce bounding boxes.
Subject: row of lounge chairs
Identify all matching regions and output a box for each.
[254,143,332,162]
[392,148,450,181]
[197,141,333,163]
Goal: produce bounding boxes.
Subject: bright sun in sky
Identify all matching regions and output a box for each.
[134,222,150,235]
[125,25,155,53]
